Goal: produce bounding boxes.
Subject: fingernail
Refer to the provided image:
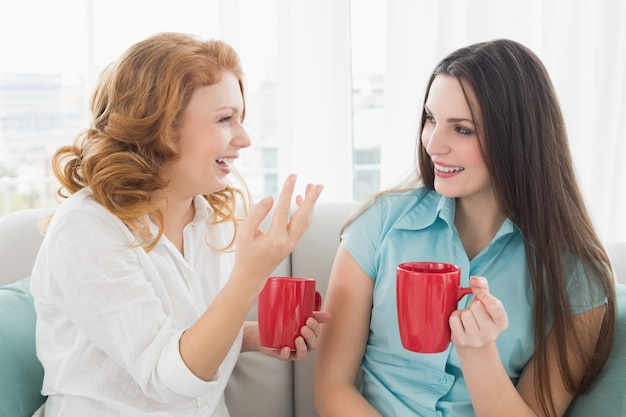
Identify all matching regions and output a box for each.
[260,196,272,205]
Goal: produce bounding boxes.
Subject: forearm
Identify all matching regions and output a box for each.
[458,343,537,417]
[180,271,260,381]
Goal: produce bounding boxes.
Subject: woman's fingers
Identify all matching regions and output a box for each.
[450,277,508,348]
[269,174,298,232]
[266,174,323,241]
[311,311,332,325]
[286,184,323,238]
[233,176,323,286]
[292,337,308,361]
[469,276,489,294]
[260,314,331,363]
[236,196,274,244]
[470,276,508,326]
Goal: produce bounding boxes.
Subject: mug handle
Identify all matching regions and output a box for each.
[314,291,322,311]
[457,286,473,301]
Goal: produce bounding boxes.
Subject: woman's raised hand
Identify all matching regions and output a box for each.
[232,174,323,289]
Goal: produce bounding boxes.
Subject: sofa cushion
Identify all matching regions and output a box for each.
[0,277,46,417]
[565,283,626,416]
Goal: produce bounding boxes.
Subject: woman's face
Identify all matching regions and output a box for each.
[165,71,250,199]
[421,74,492,203]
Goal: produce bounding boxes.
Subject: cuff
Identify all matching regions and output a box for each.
[156,329,221,398]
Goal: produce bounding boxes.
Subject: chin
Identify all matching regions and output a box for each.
[433,184,459,199]
[204,182,228,195]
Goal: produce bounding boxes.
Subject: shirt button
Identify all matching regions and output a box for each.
[439,375,448,384]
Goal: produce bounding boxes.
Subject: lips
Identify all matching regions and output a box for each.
[215,157,235,167]
[434,163,464,173]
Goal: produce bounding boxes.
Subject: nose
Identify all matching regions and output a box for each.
[233,123,251,149]
[423,124,450,156]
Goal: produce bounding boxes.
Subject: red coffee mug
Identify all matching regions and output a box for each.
[396,262,472,353]
[258,276,322,350]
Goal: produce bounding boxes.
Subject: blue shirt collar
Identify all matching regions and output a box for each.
[393,189,518,239]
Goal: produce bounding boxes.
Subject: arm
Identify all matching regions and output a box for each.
[452,277,605,417]
[515,305,605,416]
[314,244,382,417]
[179,175,324,381]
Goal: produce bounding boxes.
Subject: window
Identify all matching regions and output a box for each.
[1,0,624,243]
[0,0,383,213]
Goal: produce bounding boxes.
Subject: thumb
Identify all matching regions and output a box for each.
[469,276,489,297]
[311,310,332,324]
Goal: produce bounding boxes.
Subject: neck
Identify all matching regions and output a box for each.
[454,193,506,259]
[152,191,195,255]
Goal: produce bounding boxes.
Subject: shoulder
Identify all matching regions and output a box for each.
[47,188,135,242]
[563,252,609,312]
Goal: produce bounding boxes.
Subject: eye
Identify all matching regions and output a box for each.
[455,125,473,136]
[425,113,435,124]
[219,115,232,123]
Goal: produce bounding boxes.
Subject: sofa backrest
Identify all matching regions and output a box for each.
[2,204,625,417]
[0,208,52,287]
[608,242,626,284]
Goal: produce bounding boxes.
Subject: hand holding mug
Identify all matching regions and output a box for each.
[449,276,509,349]
[259,313,331,361]
[396,262,472,353]
[258,276,329,359]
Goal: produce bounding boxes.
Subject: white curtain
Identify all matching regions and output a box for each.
[280,0,626,241]
[275,0,354,202]
[2,0,624,242]
[378,0,626,243]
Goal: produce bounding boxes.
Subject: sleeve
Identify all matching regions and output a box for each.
[565,254,608,315]
[40,206,221,404]
[341,198,386,281]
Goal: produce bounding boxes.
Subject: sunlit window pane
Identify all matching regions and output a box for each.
[0,0,88,213]
[1,0,376,213]
[350,0,386,201]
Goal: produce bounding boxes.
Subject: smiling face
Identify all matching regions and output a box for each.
[421,74,493,203]
[164,71,250,200]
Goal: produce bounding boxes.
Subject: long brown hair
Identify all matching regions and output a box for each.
[350,39,616,416]
[52,32,251,250]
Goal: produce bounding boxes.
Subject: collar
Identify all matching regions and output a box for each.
[143,195,214,237]
[393,189,453,231]
[393,188,517,238]
[190,195,214,225]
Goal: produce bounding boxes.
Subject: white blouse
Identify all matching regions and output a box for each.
[30,188,242,417]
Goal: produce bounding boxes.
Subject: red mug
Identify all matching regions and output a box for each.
[258,276,322,350]
[396,262,472,353]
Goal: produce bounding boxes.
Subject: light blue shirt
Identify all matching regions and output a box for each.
[343,188,535,417]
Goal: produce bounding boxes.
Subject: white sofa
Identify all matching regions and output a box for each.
[0,204,624,417]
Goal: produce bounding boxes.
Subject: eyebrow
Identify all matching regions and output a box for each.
[424,105,478,126]
[215,106,240,112]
